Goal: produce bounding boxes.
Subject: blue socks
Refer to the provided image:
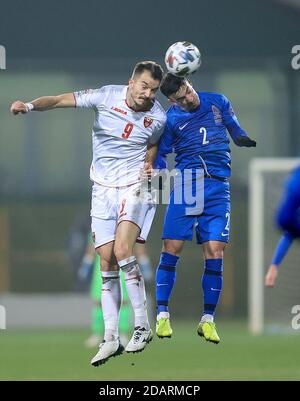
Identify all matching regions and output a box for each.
[156,252,179,314]
[156,254,223,318]
[202,259,223,316]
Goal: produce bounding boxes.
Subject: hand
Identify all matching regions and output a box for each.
[141,162,154,180]
[265,264,278,287]
[10,100,29,115]
[236,135,256,147]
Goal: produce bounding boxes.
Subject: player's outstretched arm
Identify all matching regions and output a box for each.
[225,121,256,147]
[234,135,256,147]
[222,95,256,147]
[10,93,76,115]
[265,232,294,287]
[265,264,278,287]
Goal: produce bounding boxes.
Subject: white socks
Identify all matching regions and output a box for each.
[157,311,170,320]
[101,271,122,342]
[119,256,150,330]
[201,314,214,323]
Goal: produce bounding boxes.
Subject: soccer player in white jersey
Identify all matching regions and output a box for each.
[10,61,166,366]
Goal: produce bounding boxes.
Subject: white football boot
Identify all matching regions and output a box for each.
[125,326,153,353]
[90,338,124,366]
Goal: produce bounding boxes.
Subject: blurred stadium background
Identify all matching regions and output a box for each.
[0,0,300,380]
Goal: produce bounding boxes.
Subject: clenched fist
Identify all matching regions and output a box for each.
[10,100,29,115]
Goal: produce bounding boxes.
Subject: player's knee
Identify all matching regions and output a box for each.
[100,259,116,271]
[203,244,225,259]
[205,250,223,259]
[162,240,182,257]
[114,243,132,261]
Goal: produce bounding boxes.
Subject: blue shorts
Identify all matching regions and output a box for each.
[162,178,231,244]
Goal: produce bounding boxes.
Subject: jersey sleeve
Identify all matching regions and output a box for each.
[221,95,249,145]
[158,120,174,155]
[73,88,106,109]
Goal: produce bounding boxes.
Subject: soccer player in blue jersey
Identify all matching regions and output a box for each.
[265,165,300,287]
[155,73,256,343]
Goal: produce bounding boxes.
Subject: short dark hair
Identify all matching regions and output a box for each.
[132,61,163,82]
[160,73,188,98]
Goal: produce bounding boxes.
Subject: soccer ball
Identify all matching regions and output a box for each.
[165,41,201,77]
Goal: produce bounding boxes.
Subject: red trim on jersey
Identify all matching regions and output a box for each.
[136,238,146,244]
[73,92,77,108]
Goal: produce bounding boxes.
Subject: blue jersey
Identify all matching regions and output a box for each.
[157,91,249,178]
[276,164,300,237]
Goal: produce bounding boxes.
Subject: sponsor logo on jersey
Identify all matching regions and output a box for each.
[111,106,127,115]
[212,105,222,124]
[144,117,153,128]
[179,121,190,130]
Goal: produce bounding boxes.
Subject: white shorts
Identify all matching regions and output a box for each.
[91,182,156,248]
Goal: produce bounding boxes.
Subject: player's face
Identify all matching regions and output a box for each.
[169,83,200,112]
[127,71,160,111]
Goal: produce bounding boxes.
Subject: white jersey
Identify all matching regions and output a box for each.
[74,85,166,187]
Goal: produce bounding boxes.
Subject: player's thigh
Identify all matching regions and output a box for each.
[91,216,117,248]
[91,183,117,219]
[114,220,141,260]
[196,180,231,244]
[92,217,119,271]
[116,182,156,246]
[162,191,196,241]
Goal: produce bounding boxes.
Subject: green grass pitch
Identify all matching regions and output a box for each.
[0,321,299,380]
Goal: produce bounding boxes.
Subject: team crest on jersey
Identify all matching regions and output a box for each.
[212,105,222,124]
[144,117,153,128]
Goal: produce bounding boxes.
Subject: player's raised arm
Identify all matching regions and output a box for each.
[10,93,76,115]
[221,95,256,147]
[265,232,295,287]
